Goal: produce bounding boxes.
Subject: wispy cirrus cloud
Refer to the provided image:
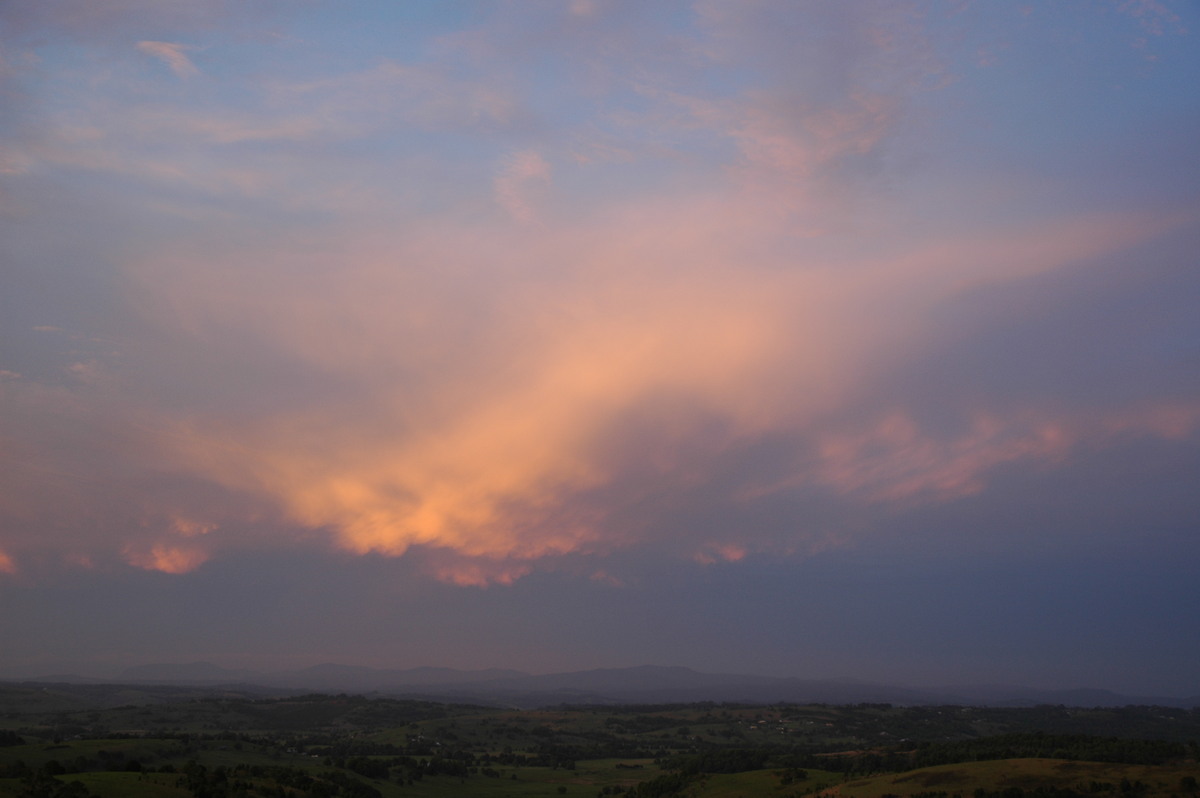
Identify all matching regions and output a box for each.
[1117,0,1186,36]
[494,150,552,223]
[137,40,200,78]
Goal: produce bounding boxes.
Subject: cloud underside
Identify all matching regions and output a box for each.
[4,197,1194,583]
[1,1,1196,584]
[170,209,1199,576]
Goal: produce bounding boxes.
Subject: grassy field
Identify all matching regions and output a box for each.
[0,749,1196,798]
[0,744,669,798]
[667,767,845,798]
[821,758,1200,798]
[1,688,1197,798]
[643,760,1200,798]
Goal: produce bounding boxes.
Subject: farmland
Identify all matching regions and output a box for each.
[0,684,1197,797]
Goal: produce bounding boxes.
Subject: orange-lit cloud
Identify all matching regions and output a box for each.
[0,549,16,575]
[166,514,218,537]
[111,198,1189,584]
[124,543,208,574]
[693,544,747,566]
[421,553,535,588]
[3,0,1196,590]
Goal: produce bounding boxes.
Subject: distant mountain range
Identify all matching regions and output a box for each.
[21,662,1199,709]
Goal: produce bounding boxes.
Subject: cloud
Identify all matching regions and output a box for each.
[137,41,199,78]
[0,363,257,571]
[419,553,534,588]
[1116,0,1186,36]
[0,146,33,176]
[693,544,747,566]
[127,109,323,145]
[494,150,552,223]
[2,0,1197,588]
[124,543,208,574]
[2,1,259,42]
[91,193,1186,583]
[806,401,1200,507]
[275,60,519,134]
[0,550,15,575]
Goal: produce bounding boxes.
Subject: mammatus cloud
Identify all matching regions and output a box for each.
[136,41,199,78]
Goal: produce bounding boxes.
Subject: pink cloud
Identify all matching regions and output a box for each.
[1116,0,1187,36]
[276,60,518,133]
[811,411,1073,505]
[1101,402,1200,440]
[137,41,199,78]
[419,552,534,588]
[729,91,897,179]
[105,196,1186,584]
[806,401,1200,507]
[693,544,747,566]
[128,109,323,145]
[5,0,1196,588]
[589,569,624,587]
[494,150,552,224]
[124,543,208,574]
[167,515,218,537]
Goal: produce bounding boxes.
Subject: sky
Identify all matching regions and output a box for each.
[1,1,1199,697]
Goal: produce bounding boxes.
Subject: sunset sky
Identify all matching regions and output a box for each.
[2,1,1199,696]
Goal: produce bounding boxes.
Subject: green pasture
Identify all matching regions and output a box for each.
[0,736,314,773]
[58,772,192,798]
[3,690,1199,798]
[826,758,1200,798]
[0,755,667,798]
[677,766,844,798]
[350,757,665,798]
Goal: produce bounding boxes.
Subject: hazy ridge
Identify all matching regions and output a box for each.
[14,662,1197,710]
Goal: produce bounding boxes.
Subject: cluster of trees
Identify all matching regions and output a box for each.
[0,730,25,747]
[627,771,693,798]
[9,770,97,798]
[326,747,577,782]
[0,757,385,798]
[176,760,382,798]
